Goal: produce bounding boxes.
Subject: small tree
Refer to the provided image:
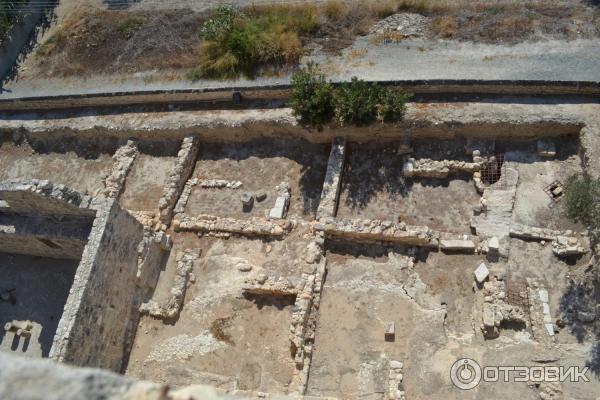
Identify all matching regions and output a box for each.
[289,63,335,129]
[564,174,600,241]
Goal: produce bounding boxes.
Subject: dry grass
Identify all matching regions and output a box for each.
[432,15,456,38]
[31,0,600,78]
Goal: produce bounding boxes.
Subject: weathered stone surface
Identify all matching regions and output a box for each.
[316,137,346,219]
[474,262,490,283]
[440,239,476,252]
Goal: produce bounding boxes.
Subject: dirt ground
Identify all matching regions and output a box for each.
[126,228,315,392]
[337,141,480,233]
[119,140,181,211]
[0,253,78,359]
[0,138,114,196]
[185,139,328,220]
[506,138,587,232]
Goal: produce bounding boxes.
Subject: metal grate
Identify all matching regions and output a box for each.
[544,180,564,202]
[481,154,506,188]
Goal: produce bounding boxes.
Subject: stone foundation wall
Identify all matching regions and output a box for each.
[173,214,294,238]
[158,136,200,225]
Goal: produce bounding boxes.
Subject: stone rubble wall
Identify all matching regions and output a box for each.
[317,217,434,247]
[173,214,295,238]
[242,271,298,296]
[158,136,200,225]
[139,248,199,320]
[173,178,197,216]
[316,138,346,220]
[510,223,588,257]
[388,360,406,400]
[0,179,95,216]
[403,158,480,179]
[199,179,242,189]
[102,140,138,198]
[290,233,327,395]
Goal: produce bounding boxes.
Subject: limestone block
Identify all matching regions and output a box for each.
[440,239,476,251]
[474,262,490,283]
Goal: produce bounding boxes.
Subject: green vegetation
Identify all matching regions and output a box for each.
[117,17,144,39]
[290,65,411,128]
[0,0,27,42]
[564,175,600,241]
[189,4,317,79]
[289,63,335,129]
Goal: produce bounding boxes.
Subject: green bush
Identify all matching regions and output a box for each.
[289,67,412,128]
[334,78,382,126]
[289,64,335,128]
[334,77,411,126]
[192,4,314,79]
[564,174,600,240]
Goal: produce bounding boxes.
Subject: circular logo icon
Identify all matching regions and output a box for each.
[450,358,482,390]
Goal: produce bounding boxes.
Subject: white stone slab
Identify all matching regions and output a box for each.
[474,262,490,283]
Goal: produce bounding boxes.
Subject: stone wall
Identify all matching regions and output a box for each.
[173,214,294,238]
[102,140,138,198]
[158,136,200,225]
[48,200,145,372]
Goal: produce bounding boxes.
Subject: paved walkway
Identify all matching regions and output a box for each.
[2,37,600,99]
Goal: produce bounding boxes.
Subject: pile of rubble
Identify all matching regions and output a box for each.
[102,140,137,198]
[139,248,199,320]
[403,158,480,179]
[158,136,200,224]
[173,214,294,238]
[480,278,528,339]
[370,12,429,37]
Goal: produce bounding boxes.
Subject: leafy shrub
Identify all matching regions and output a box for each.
[198,4,242,40]
[289,67,412,128]
[289,63,335,128]
[564,174,600,240]
[334,77,411,126]
[334,78,382,126]
[192,4,315,79]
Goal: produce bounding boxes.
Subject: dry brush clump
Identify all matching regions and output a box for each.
[35,9,206,76]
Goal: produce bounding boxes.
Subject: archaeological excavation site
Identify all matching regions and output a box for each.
[2,1,600,400]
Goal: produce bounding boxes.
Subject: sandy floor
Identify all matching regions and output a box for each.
[185,139,328,220]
